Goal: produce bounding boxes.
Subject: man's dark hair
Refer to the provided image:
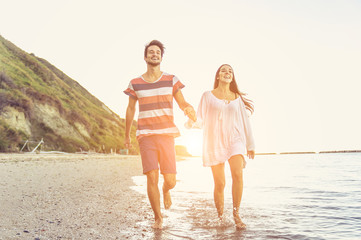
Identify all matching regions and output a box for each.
[144,40,165,57]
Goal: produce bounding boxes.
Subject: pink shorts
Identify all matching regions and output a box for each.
[138,135,176,174]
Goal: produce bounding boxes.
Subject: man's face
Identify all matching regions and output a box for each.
[145,45,162,66]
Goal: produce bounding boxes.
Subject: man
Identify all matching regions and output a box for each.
[124,40,196,229]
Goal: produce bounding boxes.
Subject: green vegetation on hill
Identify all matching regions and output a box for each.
[0,35,138,153]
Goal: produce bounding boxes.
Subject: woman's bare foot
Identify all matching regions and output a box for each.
[233,209,246,229]
[216,205,224,220]
[163,187,172,209]
[152,217,163,229]
[235,217,246,229]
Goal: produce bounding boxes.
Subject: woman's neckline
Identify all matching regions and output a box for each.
[210,90,239,104]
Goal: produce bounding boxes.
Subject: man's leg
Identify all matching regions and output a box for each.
[211,163,225,219]
[228,155,246,229]
[146,169,163,229]
[157,135,177,210]
[162,173,176,209]
[139,136,164,228]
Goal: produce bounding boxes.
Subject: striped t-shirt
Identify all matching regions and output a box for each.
[124,72,184,140]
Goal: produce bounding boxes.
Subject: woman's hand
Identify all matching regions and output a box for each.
[247,150,255,159]
[184,118,195,129]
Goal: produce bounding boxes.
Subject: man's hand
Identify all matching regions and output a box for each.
[184,106,196,122]
[173,90,196,122]
[124,136,132,149]
[247,150,255,159]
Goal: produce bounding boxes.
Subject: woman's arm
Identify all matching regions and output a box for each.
[240,100,255,158]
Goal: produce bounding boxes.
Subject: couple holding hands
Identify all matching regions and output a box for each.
[124,40,255,229]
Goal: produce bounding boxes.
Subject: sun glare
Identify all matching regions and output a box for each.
[178,131,203,157]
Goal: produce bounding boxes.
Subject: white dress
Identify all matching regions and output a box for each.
[192,91,255,167]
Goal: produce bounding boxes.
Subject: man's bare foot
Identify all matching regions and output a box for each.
[152,218,163,229]
[163,187,172,209]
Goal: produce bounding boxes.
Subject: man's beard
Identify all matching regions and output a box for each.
[147,61,160,67]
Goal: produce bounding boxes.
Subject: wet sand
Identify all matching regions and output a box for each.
[0,153,149,239]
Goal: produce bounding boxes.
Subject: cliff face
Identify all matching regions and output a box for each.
[0,35,137,153]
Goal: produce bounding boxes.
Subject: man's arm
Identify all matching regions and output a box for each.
[125,96,137,149]
[174,90,196,122]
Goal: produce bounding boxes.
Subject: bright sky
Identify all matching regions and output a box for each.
[1,0,361,155]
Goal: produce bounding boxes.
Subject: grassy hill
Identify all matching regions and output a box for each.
[0,35,138,153]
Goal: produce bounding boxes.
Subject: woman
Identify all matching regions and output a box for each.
[186,64,255,229]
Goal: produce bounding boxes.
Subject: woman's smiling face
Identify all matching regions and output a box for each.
[218,65,233,83]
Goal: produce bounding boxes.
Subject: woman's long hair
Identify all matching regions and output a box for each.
[213,64,254,114]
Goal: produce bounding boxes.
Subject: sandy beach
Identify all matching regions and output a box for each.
[0,153,149,239]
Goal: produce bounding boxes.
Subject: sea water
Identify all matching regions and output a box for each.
[130,153,361,240]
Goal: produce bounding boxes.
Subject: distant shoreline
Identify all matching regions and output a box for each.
[1,149,360,157]
[177,150,361,157]
[256,150,361,155]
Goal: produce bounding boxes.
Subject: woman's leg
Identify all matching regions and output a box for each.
[228,155,246,228]
[211,163,225,219]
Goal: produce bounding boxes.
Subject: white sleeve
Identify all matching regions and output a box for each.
[240,100,255,151]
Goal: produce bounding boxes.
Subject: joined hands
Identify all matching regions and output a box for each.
[183,106,196,122]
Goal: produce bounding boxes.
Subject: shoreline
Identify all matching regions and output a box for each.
[0,153,149,239]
